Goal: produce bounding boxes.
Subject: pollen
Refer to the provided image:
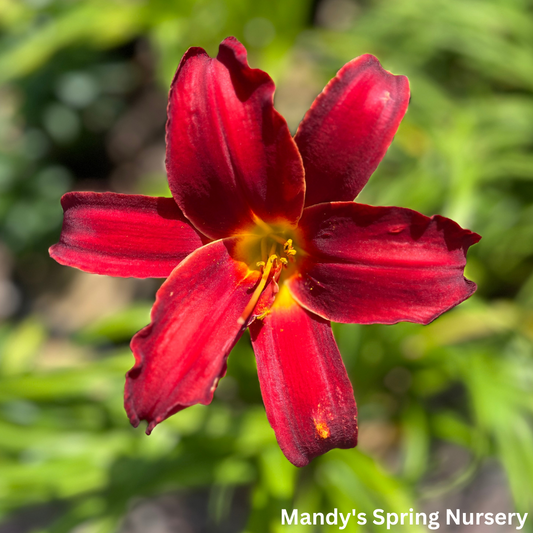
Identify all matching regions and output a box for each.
[314,420,330,439]
[283,239,297,257]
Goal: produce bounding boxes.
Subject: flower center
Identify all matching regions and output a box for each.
[235,218,302,325]
[236,218,301,269]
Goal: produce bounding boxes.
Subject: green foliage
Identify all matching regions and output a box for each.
[1,0,533,531]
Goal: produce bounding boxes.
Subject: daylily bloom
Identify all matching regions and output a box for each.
[50,37,480,467]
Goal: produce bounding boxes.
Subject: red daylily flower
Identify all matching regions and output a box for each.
[50,37,480,467]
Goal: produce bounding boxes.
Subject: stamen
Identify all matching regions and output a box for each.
[269,234,287,245]
[283,239,297,257]
[260,237,267,262]
[238,243,278,326]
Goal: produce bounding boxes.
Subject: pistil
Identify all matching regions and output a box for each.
[238,244,278,325]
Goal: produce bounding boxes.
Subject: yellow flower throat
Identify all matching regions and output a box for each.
[236,219,302,325]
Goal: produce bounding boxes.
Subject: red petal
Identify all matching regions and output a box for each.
[125,238,260,434]
[288,202,481,325]
[49,192,208,278]
[250,286,358,467]
[166,37,305,239]
[295,55,410,207]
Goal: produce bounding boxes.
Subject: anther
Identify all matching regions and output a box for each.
[283,239,297,257]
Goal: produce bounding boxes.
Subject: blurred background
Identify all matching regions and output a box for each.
[1,0,533,531]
